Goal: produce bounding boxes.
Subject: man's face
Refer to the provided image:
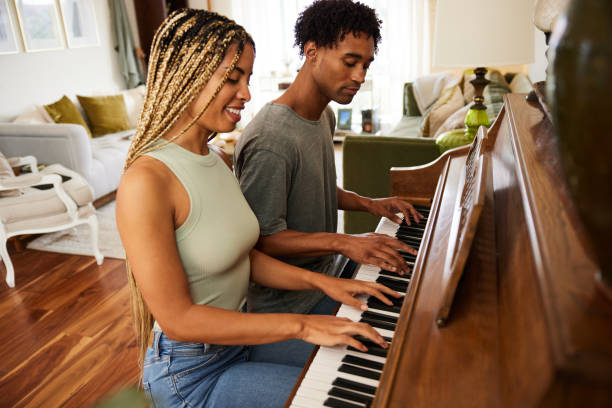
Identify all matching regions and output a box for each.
[310,32,375,105]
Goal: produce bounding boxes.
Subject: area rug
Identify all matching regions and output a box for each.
[27,201,126,259]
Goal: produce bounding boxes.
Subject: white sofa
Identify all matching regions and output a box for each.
[0,124,132,199]
[0,87,143,200]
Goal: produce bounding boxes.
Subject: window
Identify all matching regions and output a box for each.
[230,0,430,127]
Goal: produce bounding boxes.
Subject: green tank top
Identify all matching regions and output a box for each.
[145,141,259,331]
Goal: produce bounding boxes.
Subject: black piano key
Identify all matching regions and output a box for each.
[398,251,417,260]
[379,272,410,282]
[342,354,384,371]
[379,269,411,280]
[395,234,422,245]
[362,310,398,324]
[354,334,392,344]
[324,396,365,408]
[374,275,408,289]
[332,377,377,397]
[329,387,373,406]
[368,297,402,313]
[375,277,408,292]
[339,363,381,380]
[347,345,388,358]
[397,227,424,237]
[360,317,396,332]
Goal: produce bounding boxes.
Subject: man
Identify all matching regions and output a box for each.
[234,0,422,315]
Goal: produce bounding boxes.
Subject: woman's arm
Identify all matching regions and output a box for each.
[249,248,401,311]
[116,159,388,351]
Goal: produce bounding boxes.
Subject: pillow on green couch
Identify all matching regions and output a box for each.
[43,95,92,138]
[77,94,131,137]
[509,73,533,94]
[420,85,464,138]
[434,104,470,138]
[435,129,473,153]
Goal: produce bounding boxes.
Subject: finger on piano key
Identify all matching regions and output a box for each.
[335,305,395,338]
[337,301,400,322]
[316,343,387,366]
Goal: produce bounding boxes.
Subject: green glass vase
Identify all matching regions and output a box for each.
[547,0,612,290]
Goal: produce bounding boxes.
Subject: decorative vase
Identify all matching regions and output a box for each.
[547,0,612,291]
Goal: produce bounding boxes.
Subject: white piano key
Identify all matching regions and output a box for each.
[292,394,326,407]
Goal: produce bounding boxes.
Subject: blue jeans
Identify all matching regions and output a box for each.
[143,297,338,407]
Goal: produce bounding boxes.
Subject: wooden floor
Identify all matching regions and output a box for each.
[0,249,139,408]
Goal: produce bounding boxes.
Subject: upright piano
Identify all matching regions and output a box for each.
[287,94,612,407]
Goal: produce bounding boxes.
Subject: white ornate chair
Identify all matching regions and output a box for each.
[0,152,103,287]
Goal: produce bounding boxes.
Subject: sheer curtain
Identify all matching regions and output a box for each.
[230,0,430,127]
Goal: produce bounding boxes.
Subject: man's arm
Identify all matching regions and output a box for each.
[257,227,416,275]
[337,186,424,226]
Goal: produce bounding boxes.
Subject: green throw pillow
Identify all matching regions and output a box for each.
[43,95,92,138]
[77,94,131,137]
[435,129,473,153]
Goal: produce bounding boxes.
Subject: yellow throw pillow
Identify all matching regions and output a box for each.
[77,94,131,137]
[43,95,92,138]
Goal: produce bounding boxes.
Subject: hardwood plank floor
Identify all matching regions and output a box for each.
[0,250,139,408]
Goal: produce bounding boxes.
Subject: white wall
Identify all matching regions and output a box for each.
[0,0,126,121]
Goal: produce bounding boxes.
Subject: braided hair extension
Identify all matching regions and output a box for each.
[122,8,254,373]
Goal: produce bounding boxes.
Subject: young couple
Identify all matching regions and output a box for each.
[117,1,422,407]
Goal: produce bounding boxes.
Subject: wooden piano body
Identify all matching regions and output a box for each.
[377,93,612,407]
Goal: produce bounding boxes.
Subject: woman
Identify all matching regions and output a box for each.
[117,9,400,408]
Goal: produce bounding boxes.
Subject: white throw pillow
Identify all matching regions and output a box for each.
[509,73,534,94]
[13,105,53,124]
[121,85,146,129]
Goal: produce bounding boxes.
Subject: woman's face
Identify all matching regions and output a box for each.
[188,42,255,134]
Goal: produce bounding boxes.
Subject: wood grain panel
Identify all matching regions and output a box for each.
[0,250,139,407]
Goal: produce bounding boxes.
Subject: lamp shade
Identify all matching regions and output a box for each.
[433,0,535,68]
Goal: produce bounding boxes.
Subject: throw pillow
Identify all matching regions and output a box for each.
[13,105,53,124]
[434,104,471,138]
[420,85,464,138]
[77,94,131,137]
[403,82,421,116]
[43,95,92,138]
[509,73,533,94]
[435,129,473,154]
[0,150,19,197]
[120,85,146,128]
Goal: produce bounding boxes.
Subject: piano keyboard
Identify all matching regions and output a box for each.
[288,205,430,408]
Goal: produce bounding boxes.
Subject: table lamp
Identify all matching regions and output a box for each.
[433,0,535,139]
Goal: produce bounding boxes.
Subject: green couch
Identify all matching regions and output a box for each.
[342,134,440,234]
[342,83,440,234]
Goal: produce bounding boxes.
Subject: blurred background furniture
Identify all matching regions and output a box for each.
[0,86,144,200]
[433,0,535,139]
[0,153,103,287]
[341,70,531,234]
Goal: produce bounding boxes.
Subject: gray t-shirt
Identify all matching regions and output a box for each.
[234,102,341,314]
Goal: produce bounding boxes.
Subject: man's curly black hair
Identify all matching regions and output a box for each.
[294,0,382,56]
